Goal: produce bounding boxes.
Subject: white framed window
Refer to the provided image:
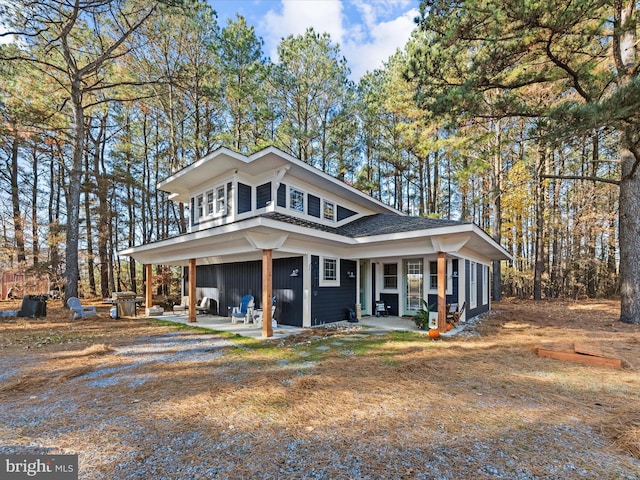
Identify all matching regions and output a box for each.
[320,257,340,286]
[323,200,335,221]
[216,185,226,215]
[470,261,477,308]
[290,188,304,212]
[383,263,398,289]
[428,260,453,294]
[206,190,214,215]
[196,194,204,220]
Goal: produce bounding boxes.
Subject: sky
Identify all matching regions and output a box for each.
[209,0,421,80]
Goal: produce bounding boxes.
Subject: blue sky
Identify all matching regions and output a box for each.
[209,0,420,79]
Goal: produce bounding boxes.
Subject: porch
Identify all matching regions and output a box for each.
[148,311,465,339]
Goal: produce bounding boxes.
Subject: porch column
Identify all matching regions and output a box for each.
[145,264,153,309]
[437,251,447,332]
[262,249,273,338]
[188,258,196,323]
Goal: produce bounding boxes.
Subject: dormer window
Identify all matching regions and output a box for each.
[290,188,304,212]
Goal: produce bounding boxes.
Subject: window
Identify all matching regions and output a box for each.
[324,258,337,281]
[320,257,340,286]
[206,190,214,215]
[290,188,304,212]
[196,195,204,219]
[323,200,335,221]
[429,259,453,293]
[470,261,477,308]
[216,186,226,215]
[383,263,398,289]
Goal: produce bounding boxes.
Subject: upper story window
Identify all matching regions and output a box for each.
[216,186,226,215]
[194,183,227,223]
[196,195,204,219]
[206,190,214,215]
[290,188,304,212]
[323,200,335,221]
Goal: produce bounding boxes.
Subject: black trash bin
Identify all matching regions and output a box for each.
[18,295,48,318]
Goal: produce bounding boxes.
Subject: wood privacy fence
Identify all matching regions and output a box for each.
[1,272,51,299]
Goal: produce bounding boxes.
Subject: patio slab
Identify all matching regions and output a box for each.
[146,312,465,339]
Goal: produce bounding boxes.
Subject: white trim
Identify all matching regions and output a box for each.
[470,261,478,309]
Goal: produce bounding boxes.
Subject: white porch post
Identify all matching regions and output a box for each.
[302,254,311,327]
[437,252,447,332]
[262,249,273,338]
[145,264,153,309]
[188,258,196,323]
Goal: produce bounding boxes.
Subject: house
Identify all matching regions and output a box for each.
[120,147,511,337]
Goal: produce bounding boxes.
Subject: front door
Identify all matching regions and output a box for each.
[404,259,423,315]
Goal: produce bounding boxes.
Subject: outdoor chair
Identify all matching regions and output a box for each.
[447,301,466,327]
[375,300,389,317]
[231,294,254,324]
[67,297,97,320]
[173,296,189,315]
[252,296,276,328]
[195,297,209,315]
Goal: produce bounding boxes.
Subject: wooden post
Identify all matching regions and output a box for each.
[437,252,447,333]
[188,258,196,323]
[145,264,153,309]
[262,249,273,338]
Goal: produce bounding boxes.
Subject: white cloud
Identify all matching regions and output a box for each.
[258,0,418,79]
[262,0,346,61]
[343,6,418,79]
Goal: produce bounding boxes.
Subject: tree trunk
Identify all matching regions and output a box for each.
[533,143,546,300]
[64,79,85,302]
[10,126,26,263]
[617,1,639,324]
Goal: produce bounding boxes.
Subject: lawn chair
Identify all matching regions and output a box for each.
[375,300,389,317]
[231,294,254,324]
[173,296,189,315]
[252,296,276,328]
[447,301,466,327]
[195,297,209,315]
[67,297,97,320]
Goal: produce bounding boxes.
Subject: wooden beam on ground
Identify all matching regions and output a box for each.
[437,252,447,333]
[537,343,622,369]
[145,264,153,309]
[262,249,273,338]
[188,258,196,323]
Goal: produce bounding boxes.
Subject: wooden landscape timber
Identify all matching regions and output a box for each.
[537,342,622,369]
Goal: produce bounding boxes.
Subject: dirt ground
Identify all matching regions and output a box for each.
[0,297,639,479]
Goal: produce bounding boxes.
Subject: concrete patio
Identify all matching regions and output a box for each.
[147,311,464,339]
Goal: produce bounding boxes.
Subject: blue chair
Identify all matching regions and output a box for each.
[231,295,254,324]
